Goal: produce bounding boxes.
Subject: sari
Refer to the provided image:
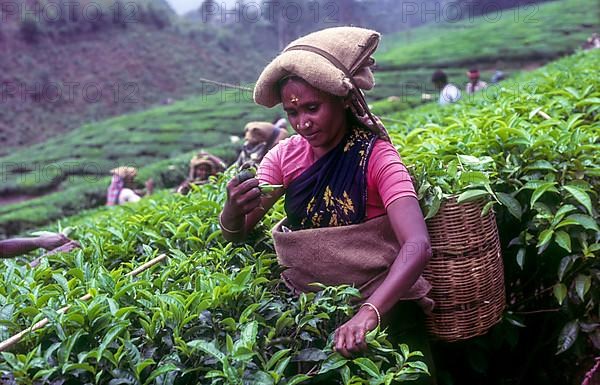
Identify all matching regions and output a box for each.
[284,126,377,230]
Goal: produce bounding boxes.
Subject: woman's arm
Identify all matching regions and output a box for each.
[334,196,432,357]
[220,177,284,242]
[0,234,72,258]
[121,188,142,203]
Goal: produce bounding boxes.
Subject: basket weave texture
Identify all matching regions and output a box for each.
[424,198,506,342]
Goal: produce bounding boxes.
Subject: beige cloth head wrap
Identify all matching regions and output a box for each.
[244,121,276,144]
[110,166,137,179]
[189,152,225,179]
[254,26,380,107]
[254,26,389,140]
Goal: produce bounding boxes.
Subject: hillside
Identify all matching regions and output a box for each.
[1,0,598,237]
[368,0,599,101]
[0,92,277,237]
[0,49,597,384]
[0,0,277,152]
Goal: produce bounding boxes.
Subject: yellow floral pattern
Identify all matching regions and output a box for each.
[298,127,374,229]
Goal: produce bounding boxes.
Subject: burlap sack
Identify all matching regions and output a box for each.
[272,215,432,307]
[254,27,380,107]
[244,121,277,144]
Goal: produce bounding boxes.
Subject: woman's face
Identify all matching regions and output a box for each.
[194,164,211,180]
[281,78,347,158]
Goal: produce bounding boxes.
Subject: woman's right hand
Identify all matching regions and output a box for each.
[38,233,70,251]
[224,176,262,218]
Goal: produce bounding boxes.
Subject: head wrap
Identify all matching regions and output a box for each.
[244,121,276,144]
[110,166,137,179]
[253,26,388,140]
[189,153,225,179]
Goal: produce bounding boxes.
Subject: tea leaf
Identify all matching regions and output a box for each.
[457,189,489,204]
[318,353,348,374]
[563,185,593,215]
[556,320,579,355]
[558,214,599,232]
[553,283,567,305]
[575,275,591,301]
[496,192,522,220]
[554,231,572,252]
[530,182,558,208]
[516,248,526,270]
[353,357,381,378]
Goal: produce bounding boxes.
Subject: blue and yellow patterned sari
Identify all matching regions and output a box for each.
[284,126,378,230]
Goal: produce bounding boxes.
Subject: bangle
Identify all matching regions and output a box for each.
[360,302,381,329]
[219,213,243,234]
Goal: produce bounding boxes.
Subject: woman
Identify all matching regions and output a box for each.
[219,27,432,360]
[234,121,289,168]
[106,167,153,206]
[176,152,226,194]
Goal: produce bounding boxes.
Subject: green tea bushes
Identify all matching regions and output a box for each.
[391,49,599,381]
[0,177,428,384]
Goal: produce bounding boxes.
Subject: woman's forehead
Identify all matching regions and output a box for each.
[281,79,333,106]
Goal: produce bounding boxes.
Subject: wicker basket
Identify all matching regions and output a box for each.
[423,197,505,342]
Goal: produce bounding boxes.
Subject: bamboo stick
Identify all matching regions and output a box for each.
[537,110,552,120]
[0,254,167,352]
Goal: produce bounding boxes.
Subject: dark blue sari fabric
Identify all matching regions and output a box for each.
[284,127,378,230]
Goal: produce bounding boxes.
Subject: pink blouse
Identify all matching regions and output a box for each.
[258,135,417,219]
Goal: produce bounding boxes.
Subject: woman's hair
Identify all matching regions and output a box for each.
[431,70,447,84]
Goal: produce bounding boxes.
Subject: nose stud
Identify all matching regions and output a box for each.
[296,121,312,130]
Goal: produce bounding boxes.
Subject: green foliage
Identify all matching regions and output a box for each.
[0,173,429,383]
[376,0,599,68]
[368,0,600,106]
[0,92,273,237]
[1,16,599,384]
[384,49,598,379]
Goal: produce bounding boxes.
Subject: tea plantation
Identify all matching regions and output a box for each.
[368,0,600,101]
[0,47,597,383]
[0,93,273,237]
[1,0,598,239]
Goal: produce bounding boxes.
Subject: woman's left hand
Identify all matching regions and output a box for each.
[334,306,379,358]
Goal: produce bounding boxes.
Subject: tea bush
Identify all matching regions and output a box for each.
[377,0,599,69]
[0,176,429,384]
[387,48,599,381]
